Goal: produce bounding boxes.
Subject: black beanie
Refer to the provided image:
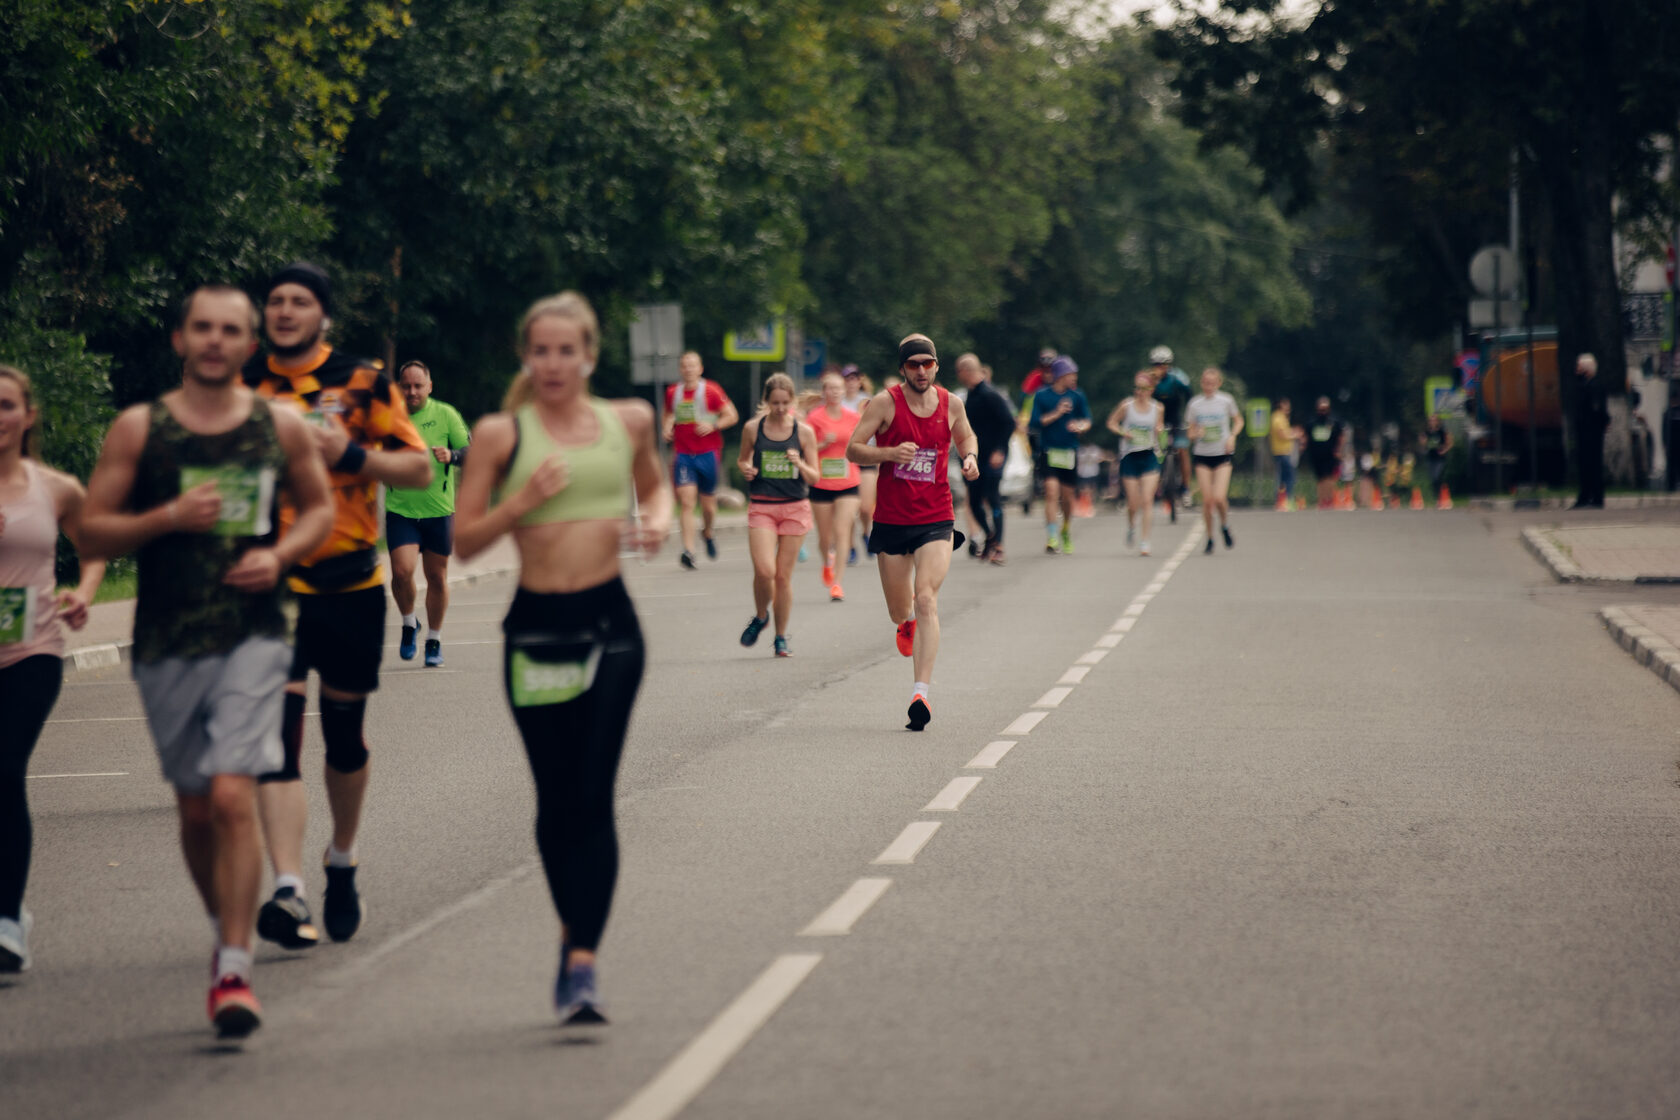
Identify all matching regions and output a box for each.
[266,261,333,315]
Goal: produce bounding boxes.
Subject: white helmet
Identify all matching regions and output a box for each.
[1149,346,1173,365]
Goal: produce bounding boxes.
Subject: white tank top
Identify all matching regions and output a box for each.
[0,460,64,669]
[1117,399,1161,458]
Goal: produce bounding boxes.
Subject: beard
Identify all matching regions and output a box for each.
[268,323,323,361]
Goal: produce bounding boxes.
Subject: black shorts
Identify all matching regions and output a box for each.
[1193,454,1233,470]
[1041,466,1078,487]
[808,486,860,504]
[869,520,954,556]
[290,584,386,693]
[386,510,454,556]
[1307,449,1337,477]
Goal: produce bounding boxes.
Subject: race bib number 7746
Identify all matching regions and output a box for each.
[893,448,938,482]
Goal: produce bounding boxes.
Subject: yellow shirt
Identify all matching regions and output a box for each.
[1268,411,1296,456]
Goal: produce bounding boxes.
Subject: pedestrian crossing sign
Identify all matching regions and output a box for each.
[724,320,786,362]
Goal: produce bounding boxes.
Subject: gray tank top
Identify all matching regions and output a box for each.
[1117,399,1161,458]
[750,417,807,502]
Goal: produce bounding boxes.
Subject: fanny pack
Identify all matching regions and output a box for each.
[293,547,379,592]
[506,625,638,708]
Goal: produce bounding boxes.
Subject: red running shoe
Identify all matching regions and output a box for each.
[895,618,916,657]
[906,693,932,731]
[208,974,262,1039]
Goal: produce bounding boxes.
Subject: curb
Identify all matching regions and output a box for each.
[1601,607,1680,698]
[1470,493,1680,511]
[1521,526,1583,582]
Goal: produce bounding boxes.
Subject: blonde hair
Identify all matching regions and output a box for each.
[761,372,795,404]
[0,365,40,458]
[796,389,823,415]
[503,292,601,411]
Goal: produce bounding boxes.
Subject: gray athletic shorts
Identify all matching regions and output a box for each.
[132,637,290,795]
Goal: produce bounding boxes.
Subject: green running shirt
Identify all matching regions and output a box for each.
[385,397,471,519]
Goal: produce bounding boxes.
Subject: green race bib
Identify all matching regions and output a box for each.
[0,587,36,645]
[1046,447,1076,470]
[820,457,848,479]
[760,450,797,479]
[509,647,601,708]
[1126,424,1153,444]
[180,465,275,536]
[674,398,696,424]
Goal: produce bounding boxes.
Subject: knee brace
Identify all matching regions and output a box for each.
[320,696,370,774]
[259,692,308,784]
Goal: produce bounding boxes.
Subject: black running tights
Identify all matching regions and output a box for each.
[502,581,644,952]
[1,655,63,920]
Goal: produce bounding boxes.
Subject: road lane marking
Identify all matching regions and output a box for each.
[28,771,129,779]
[1001,711,1048,735]
[1132,593,1155,604]
[966,741,1016,768]
[1033,687,1073,708]
[1123,603,1146,617]
[1145,582,1165,593]
[800,879,892,937]
[1058,666,1090,685]
[1094,633,1122,648]
[873,821,941,864]
[1111,618,1135,632]
[45,716,147,724]
[923,776,982,812]
[1075,649,1108,665]
[607,953,824,1120]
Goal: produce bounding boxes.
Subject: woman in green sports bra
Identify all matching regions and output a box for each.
[454,291,671,1026]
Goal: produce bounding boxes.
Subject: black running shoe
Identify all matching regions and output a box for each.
[322,863,364,942]
[740,614,769,647]
[1221,525,1233,548]
[1204,538,1214,554]
[424,638,443,667]
[906,694,932,731]
[704,534,718,560]
[256,887,320,950]
[680,550,696,570]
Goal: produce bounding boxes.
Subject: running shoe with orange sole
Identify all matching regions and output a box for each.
[208,974,262,1039]
[829,584,844,602]
[906,693,932,731]
[895,618,916,656]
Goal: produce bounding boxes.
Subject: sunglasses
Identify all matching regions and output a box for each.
[904,358,937,371]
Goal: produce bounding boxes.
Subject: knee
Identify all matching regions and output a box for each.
[773,568,793,592]
[914,589,938,619]
[208,783,255,831]
[753,562,776,583]
[320,695,370,774]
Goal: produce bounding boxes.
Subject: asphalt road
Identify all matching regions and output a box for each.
[6,505,1680,1119]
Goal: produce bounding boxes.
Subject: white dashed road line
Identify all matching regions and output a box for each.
[1001,710,1050,734]
[965,741,1016,769]
[800,879,893,937]
[922,776,982,812]
[1032,687,1073,709]
[872,822,942,865]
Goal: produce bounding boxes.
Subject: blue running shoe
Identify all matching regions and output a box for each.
[704,534,717,560]
[797,543,808,563]
[740,614,769,647]
[847,547,858,566]
[555,958,607,1025]
[774,635,791,657]
[399,623,417,661]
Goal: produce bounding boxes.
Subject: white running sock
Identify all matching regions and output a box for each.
[216,945,253,982]
[912,682,929,700]
[275,873,305,898]
[402,613,419,629]
[325,845,356,868]
[426,628,442,642]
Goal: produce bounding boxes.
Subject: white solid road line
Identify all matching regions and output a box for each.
[1032,687,1073,709]
[923,775,983,812]
[1094,633,1123,649]
[800,878,893,937]
[1001,710,1049,735]
[873,821,942,865]
[966,740,1017,768]
[1075,649,1108,665]
[27,771,129,780]
[607,953,824,1120]
[1058,666,1091,685]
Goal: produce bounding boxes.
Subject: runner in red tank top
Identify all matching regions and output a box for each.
[847,334,980,731]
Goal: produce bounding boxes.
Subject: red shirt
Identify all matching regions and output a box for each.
[666,380,730,455]
[872,384,953,526]
[805,405,862,490]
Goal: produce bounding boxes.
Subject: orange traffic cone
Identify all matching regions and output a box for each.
[1275,489,1290,512]
[1410,487,1425,510]
[1074,491,1095,518]
[1296,497,1309,511]
[1339,485,1355,510]
[1437,485,1452,510]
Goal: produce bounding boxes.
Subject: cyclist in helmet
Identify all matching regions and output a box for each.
[1148,346,1193,509]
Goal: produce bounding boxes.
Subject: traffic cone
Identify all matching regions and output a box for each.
[1339,485,1355,510]
[1296,497,1308,511]
[1371,490,1385,510]
[1410,487,1425,510]
[1275,489,1289,512]
[1074,491,1095,518]
[1437,485,1452,510]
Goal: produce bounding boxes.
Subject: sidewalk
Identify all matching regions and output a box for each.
[62,509,751,672]
[1522,519,1680,700]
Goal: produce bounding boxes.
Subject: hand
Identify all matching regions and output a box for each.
[961,454,980,482]
[739,460,758,481]
[431,446,452,464]
[989,450,1005,470]
[55,588,92,631]
[173,480,223,533]
[309,421,351,466]
[787,446,802,464]
[223,548,283,592]
[889,442,919,465]
[1226,437,1237,454]
[693,422,715,438]
[625,512,671,557]
[517,454,569,513]
[1068,419,1091,434]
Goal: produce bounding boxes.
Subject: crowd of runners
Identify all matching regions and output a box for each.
[4,260,1434,1042]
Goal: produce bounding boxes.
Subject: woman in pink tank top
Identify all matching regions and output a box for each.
[804,371,862,601]
[0,365,105,971]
